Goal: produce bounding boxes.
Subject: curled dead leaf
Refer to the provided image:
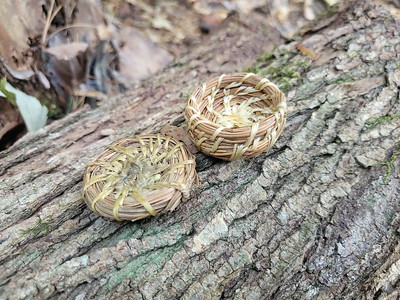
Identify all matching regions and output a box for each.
[45,42,89,61]
[161,124,198,154]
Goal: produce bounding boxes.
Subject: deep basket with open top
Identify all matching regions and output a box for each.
[184,73,287,161]
[82,134,198,221]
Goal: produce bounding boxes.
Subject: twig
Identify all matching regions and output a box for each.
[47,24,98,43]
[41,0,63,45]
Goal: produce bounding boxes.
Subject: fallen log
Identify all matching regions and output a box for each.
[0,2,399,299]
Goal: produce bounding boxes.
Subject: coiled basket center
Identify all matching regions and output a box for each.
[184,73,287,160]
[83,134,197,221]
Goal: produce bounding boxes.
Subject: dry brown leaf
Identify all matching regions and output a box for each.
[0,60,35,80]
[45,42,89,61]
[0,1,44,70]
[161,124,199,154]
[44,43,89,109]
[67,0,105,45]
[114,26,173,84]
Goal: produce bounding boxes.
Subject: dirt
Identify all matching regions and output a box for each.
[0,0,399,150]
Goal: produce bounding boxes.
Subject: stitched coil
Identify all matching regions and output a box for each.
[184,73,287,160]
[82,134,198,221]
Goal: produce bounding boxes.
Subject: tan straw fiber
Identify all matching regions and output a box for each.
[184,73,287,160]
[83,134,198,221]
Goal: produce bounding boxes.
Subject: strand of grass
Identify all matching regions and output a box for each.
[41,0,63,45]
[47,24,99,43]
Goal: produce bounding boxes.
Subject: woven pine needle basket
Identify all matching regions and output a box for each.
[82,134,197,221]
[184,73,287,161]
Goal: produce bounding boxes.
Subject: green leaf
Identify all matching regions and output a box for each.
[0,77,16,106]
[0,78,48,132]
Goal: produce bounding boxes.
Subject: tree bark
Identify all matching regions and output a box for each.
[1,2,399,299]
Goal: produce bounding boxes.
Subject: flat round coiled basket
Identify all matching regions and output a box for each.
[184,73,287,161]
[82,134,197,221]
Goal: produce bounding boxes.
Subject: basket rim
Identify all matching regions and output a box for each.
[184,73,287,160]
[185,72,287,134]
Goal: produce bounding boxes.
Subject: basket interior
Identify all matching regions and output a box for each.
[203,89,274,128]
[188,74,285,129]
[83,135,196,221]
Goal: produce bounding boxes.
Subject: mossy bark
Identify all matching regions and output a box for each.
[1,2,399,299]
